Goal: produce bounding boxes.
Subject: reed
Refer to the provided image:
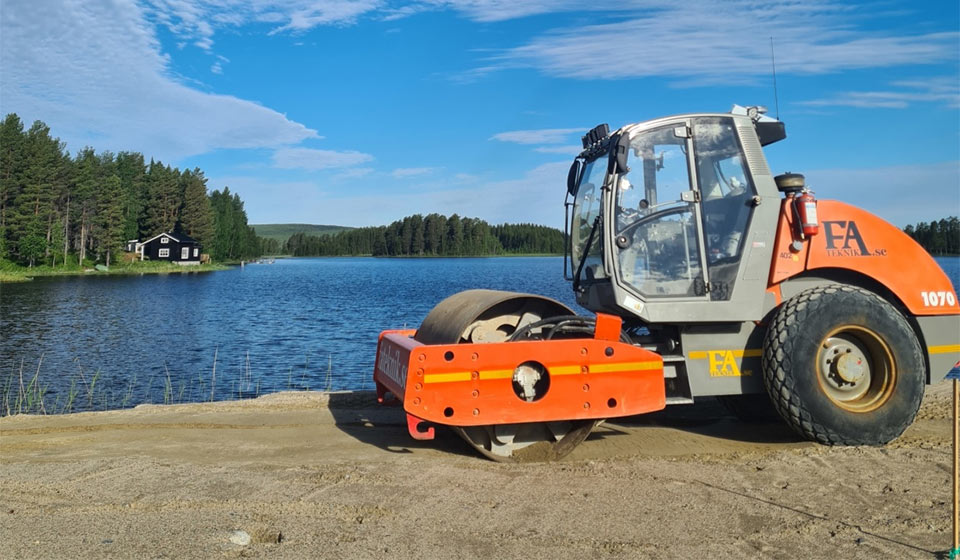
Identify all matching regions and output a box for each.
[0,349,349,418]
[210,345,218,402]
[163,364,173,405]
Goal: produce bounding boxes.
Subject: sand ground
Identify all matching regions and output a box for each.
[0,382,955,559]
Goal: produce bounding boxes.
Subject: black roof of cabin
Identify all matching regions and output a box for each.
[143,231,200,245]
[171,232,198,244]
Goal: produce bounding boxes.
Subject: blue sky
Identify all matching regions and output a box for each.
[2,1,958,228]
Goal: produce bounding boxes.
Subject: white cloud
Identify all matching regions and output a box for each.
[424,0,593,23]
[333,167,376,179]
[269,0,383,34]
[273,147,374,170]
[479,2,958,84]
[0,0,317,161]
[491,128,583,144]
[214,161,571,226]
[391,167,439,177]
[799,77,960,109]
[534,145,582,155]
[144,0,384,48]
[805,161,960,227]
[454,172,479,182]
[210,61,223,74]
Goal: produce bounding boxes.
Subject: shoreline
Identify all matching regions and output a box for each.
[0,261,232,283]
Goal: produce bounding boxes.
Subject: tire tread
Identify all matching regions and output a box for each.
[762,284,923,445]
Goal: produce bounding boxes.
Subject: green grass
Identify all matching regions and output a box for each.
[0,259,230,283]
[250,223,352,242]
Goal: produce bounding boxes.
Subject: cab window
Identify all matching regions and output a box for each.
[570,158,607,281]
[693,117,756,301]
[615,125,705,298]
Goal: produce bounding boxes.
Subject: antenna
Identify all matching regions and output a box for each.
[770,37,780,120]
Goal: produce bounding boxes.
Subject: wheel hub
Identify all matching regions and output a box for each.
[835,352,865,383]
[816,326,896,413]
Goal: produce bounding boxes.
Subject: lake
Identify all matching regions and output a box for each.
[2,256,958,413]
[0,257,583,412]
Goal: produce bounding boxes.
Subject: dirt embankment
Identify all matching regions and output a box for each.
[0,383,955,559]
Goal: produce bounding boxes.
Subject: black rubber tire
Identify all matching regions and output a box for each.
[717,394,782,424]
[762,284,925,445]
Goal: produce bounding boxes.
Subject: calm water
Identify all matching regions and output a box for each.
[0,258,583,411]
[1,256,958,413]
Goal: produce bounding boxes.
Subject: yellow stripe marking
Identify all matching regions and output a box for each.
[929,344,960,354]
[480,369,513,380]
[423,372,472,384]
[587,361,661,374]
[689,349,762,360]
[422,361,662,384]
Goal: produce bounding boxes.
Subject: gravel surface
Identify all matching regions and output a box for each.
[1,383,955,559]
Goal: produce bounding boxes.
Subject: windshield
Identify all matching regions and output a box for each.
[570,156,608,281]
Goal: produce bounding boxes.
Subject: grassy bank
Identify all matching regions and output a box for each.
[0,259,231,283]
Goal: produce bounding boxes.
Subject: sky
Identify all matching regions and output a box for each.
[1,0,958,229]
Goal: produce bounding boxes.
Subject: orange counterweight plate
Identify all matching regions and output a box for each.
[373,330,666,428]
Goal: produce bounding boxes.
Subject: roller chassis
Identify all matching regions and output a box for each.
[373,108,960,460]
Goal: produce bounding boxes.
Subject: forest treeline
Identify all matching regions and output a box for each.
[903,217,959,255]
[0,114,261,267]
[280,214,564,257]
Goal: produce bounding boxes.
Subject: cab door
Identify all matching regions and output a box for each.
[691,117,760,302]
[613,121,710,301]
[610,115,778,323]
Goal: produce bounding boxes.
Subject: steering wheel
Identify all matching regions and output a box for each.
[615,205,692,246]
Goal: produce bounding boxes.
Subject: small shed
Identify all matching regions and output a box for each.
[139,232,202,265]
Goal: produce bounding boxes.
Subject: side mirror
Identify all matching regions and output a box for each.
[608,133,631,175]
[567,159,584,196]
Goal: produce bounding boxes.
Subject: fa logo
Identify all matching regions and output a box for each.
[708,351,751,377]
[823,221,869,256]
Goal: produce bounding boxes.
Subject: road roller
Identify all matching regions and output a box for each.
[373,106,960,461]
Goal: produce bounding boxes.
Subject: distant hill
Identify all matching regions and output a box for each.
[251,223,353,242]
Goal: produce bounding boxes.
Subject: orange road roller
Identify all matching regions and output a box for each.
[374,106,960,461]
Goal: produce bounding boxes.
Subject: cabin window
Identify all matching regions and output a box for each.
[181,247,189,259]
[158,248,169,258]
[193,248,199,257]
[161,237,169,244]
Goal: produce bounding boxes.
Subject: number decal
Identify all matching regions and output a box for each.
[921,291,957,306]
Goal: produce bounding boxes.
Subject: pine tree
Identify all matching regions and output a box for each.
[96,175,125,266]
[73,147,100,264]
[10,121,64,264]
[115,151,146,242]
[143,161,181,237]
[446,214,463,255]
[409,214,425,255]
[178,168,214,249]
[0,114,26,259]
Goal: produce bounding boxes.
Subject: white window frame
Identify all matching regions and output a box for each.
[160,237,169,244]
[181,247,190,259]
[158,248,170,258]
[193,248,199,257]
